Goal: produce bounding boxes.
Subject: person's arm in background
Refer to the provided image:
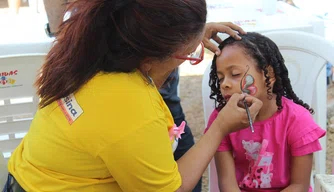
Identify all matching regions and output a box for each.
[43,0,69,35]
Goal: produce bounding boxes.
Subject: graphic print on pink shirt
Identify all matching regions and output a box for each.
[240,139,274,189]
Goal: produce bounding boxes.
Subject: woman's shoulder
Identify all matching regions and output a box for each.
[78,71,160,106]
[44,71,174,151]
[86,70,151,92]
[50,70,167,127]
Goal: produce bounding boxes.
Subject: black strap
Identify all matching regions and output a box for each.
[44,23,55,38]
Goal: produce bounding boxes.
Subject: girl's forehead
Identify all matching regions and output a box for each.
[217,46,257,68]
[220,45,247,59]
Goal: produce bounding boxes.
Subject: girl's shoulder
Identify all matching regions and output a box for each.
[281,96,311,116]
[204,109,220,133]
[209,109,219,119]
[281,97,325,147]
[265,97,314,129]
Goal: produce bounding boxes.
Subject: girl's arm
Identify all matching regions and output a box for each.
[215,151,241,192]
[281,154,313,192]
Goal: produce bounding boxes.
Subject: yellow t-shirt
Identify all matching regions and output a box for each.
[8,70,182,192]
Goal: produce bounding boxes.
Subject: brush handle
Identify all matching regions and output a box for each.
[243,99,254,133]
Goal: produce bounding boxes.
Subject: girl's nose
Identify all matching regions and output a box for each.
[220,79,231,90]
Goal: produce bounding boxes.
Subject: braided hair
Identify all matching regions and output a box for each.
[209,32,314,114]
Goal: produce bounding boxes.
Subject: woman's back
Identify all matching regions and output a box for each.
[8,71,177,191]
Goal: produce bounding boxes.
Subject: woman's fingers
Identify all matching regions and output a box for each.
[217,22,247,36]
[203,22,247,55]
[243,95,263,121]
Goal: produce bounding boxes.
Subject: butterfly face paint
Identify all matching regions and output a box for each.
[240,66,257,95]
[241,74,257,95]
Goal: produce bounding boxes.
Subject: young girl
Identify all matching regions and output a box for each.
[205,32,326,192]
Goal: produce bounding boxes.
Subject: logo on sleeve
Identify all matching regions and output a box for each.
[57,94,83,124]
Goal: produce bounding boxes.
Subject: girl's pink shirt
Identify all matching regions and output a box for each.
[205,97,326,191]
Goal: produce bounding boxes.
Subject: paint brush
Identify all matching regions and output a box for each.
[243,99,254,133]
[240,66,255,133]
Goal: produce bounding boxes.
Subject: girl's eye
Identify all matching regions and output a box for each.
[218,77,224,82]
[232,74,240,77]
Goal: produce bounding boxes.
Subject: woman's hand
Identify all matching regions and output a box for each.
[215,93,262,134]
[203,22,247,55]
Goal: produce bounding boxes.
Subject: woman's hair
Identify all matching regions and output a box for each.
[209,32,314,114]
[36,0,207,108]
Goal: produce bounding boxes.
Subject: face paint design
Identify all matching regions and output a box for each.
[240,66,257,95]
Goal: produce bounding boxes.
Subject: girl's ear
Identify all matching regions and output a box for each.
[266,65,276,85]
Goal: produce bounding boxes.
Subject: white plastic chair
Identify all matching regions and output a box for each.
[0,54,46,162]
[202,30,334,192]
[0,152,7,190]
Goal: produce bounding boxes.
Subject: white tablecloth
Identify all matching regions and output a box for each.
[206,0,324,37]
[0,1,325,56]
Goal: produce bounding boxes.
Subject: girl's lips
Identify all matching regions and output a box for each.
[224,95,231,101]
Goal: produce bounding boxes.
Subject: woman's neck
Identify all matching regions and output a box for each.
[139,62,173,89]
[255,94,278,122]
